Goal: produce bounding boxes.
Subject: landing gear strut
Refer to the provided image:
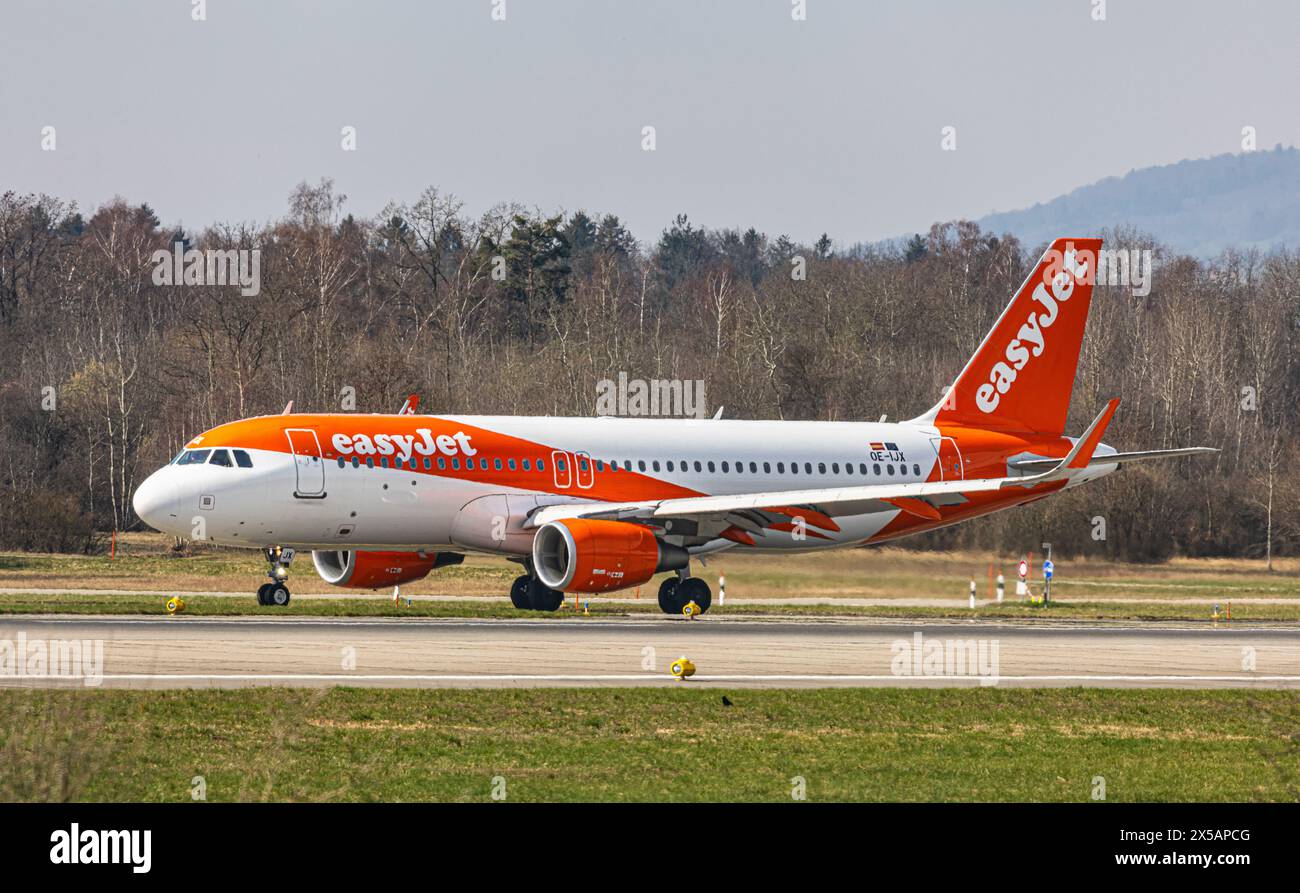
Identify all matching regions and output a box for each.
[509,573,565,612]
[658,573,711,616]
[258,546,293,606]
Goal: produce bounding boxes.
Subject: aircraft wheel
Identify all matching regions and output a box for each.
[528,577,565,612]
[268,584,291,606]
[256,583,272,606]
[677,577,711,613]
[510,575,532,610]
[658,577,684,615]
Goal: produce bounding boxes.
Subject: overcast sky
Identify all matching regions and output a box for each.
[2,0,1297,246]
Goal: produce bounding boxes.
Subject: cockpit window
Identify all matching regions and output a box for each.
[172,447,253,467]
[169,450,185,465]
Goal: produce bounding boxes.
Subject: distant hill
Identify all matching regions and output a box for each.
[973,146,1300,258]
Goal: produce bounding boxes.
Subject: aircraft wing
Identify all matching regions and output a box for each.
[530,474,1035,527]
[527,402,1123,532]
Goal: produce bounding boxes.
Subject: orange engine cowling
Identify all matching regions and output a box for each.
[531,519,688,594]
[311,549,463,589]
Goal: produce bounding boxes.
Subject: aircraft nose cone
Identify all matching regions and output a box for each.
[133,470,178,531]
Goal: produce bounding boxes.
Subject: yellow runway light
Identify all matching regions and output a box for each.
[669,657,696,680]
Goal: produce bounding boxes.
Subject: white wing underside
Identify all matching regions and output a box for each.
[526,471,1037,530]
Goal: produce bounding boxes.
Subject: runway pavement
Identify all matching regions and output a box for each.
[1,614,1297,689]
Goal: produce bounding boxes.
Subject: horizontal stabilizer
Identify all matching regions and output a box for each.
[1010,446,1219,473]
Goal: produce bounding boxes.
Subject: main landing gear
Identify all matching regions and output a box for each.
[658,573,711,616]
[257,546,293,607]
[510,573,565,612]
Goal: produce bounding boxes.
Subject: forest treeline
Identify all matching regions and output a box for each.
[0,179,1296,562]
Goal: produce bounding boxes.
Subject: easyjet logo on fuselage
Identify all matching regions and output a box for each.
[974,248,1092,415]
[331,429,478,462]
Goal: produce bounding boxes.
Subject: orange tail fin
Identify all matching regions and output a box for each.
[913,237,1102,437]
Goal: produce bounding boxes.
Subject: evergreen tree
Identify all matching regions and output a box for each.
[489,214,572,340]
[904,233,927,263]
[654,214,715,290]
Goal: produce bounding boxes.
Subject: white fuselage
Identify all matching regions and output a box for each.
[132,414,1113,555]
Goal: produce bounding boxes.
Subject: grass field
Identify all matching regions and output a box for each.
[1,533,1296,621]
[4,534,1298,600]
[1,687,1294,802]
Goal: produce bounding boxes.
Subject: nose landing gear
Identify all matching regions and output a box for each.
[257,547,294,606]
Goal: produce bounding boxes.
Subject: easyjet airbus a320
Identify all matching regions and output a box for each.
[133,238,1214,614]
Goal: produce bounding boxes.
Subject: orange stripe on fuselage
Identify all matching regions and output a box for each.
[187,414,705,504]
[938,424,1073,479]
[870,423,1078,544]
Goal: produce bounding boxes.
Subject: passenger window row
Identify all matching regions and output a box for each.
[595,458,923,478]
[333,452,921,480]
[336,455,549,473]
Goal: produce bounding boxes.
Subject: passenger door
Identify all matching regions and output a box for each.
[285,428,326,497]
[574,450,594,489]
[551,449,573,489]
[929,436,964,481]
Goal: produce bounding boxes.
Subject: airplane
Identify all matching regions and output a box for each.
[132,237,1216,614]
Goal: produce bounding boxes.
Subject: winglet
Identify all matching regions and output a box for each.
[398,394,420,416]
[1066,398,1119,469]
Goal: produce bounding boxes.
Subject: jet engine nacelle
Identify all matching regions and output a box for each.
[312,549,464,589]
[531,519,688,593]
